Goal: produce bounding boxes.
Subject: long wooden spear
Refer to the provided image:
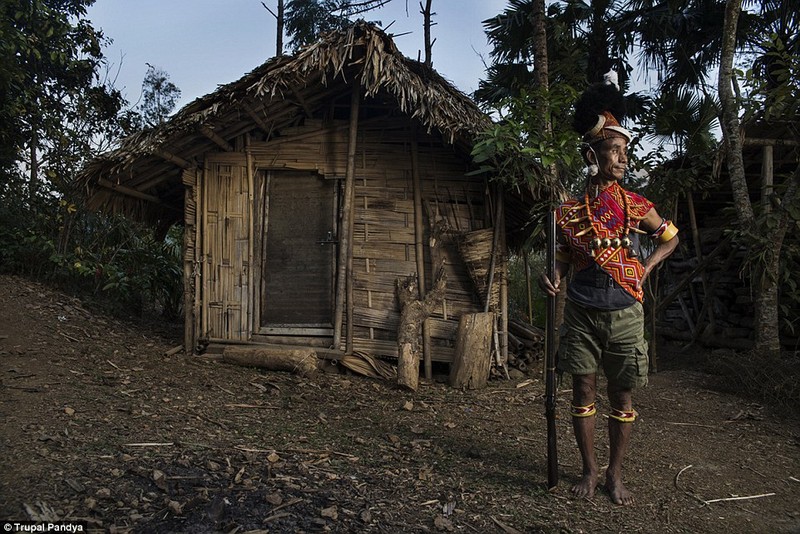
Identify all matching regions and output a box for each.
[544,209,559,490]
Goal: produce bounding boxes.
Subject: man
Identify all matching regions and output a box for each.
[540,77,679,506]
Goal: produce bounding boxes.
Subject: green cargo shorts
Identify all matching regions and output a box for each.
[558,299,649,389]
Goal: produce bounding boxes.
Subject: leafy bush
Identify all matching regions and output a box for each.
[0,176,182,321]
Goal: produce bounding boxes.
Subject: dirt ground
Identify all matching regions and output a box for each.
[1,274,799,534]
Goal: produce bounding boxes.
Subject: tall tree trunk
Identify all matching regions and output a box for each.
[421,0,433,67]
[755,164,800,355]
[531,0,566,327]
[719,0,783,356]
[277,0,284,56]
[719,0,754,229]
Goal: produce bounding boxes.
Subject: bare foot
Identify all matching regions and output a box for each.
[605,475,634,505]
[570,471,597,499]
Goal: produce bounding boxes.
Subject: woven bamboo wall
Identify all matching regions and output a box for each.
[206,118,494,362]
[202,156,252,341]
[350,125,487,361]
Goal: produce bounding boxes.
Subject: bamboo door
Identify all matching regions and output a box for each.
[201,155,252,341]
[259,171,336,335]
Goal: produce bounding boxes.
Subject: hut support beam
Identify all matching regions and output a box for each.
[97,177,162,205]
[410,129,432,380]
[199,124,234,152]
[242,100,273,135]
[333,86,360,352]
[246,139,256,337]
[153,149,191,169]
[182,169,197,355]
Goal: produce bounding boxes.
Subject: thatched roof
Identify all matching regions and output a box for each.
[80,21,495,227]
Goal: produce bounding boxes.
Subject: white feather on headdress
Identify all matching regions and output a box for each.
[603,70,619,90]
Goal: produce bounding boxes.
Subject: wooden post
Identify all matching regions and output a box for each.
[498,193,509,367]
[524,251,533,324]
[333,85,360,352]
[410,128,432,380]
[448,312,494,389]
[685,191,715,332]
[193,167,202,352]
[762,144,773,213]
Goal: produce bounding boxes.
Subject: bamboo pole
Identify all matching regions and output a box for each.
[410,128,432,380]
[498,192,509,366]
[193,169,202,353]
[183,172,195,355]
[484,187,503,314]
[201,159,210,341]
[246,139,255,339]
[484,186,508,378]
[333,85,360,352]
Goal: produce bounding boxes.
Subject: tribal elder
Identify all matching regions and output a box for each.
[539,76,679,506]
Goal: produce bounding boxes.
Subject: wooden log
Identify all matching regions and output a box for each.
[448,312,494,389]
[509,319,545,341]
[507,331,525,353]
[396,271,446,391]
[222,346,318,377]
[397,342,418,390]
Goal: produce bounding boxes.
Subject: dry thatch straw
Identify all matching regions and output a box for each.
[79,22,495,227]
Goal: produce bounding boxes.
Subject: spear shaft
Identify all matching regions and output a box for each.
[544,209,559,490]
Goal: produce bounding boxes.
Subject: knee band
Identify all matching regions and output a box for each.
[571,403,597,417]
[609,407,637,423]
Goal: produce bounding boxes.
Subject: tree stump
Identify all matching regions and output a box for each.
[396,270,446,391]
[448,312,494,389]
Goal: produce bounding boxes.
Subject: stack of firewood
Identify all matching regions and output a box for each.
[506,319,545,373]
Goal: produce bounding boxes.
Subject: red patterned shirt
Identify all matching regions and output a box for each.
[556,182,654,302]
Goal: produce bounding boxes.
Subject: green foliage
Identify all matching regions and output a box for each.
[284,0,388,52]
[743,32,800,124]
[0,0,182,322]
[1,0,127,190]
[471,86,581,194]
[506,251,547,328]
[140,63,181,127]
[0,175,183,319]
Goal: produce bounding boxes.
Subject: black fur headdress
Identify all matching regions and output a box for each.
[572,71,631,143]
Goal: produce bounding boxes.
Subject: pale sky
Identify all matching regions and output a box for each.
[87,0,510,112]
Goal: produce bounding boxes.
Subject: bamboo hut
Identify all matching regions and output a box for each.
[80,22,540,378]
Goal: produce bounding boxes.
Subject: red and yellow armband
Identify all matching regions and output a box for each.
[609,407,637,423]
[650,219,679,243]
[571,403,597,418]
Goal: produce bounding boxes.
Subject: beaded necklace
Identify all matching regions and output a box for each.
[583,183,635,257]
